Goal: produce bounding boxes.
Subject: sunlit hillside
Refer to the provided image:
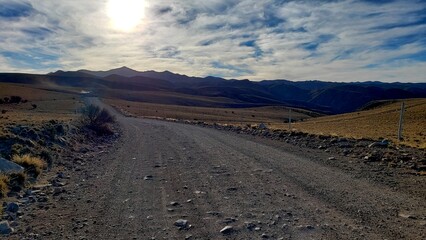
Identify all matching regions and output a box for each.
[288,99,426,148]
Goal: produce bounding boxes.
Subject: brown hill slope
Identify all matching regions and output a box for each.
[290,98,426,148]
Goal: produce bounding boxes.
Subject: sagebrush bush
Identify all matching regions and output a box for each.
[81,105,116,135]
[8,172,27,192]
[12,154,46,177]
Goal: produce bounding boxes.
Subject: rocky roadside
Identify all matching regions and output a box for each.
[175,120,426,175]
[0,121,119,238]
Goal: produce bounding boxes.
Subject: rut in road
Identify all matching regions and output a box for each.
[80,99,425,239]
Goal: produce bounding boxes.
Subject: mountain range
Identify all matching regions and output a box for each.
[1,66,425,114]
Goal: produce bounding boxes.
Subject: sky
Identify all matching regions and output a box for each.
[0,0,425,82]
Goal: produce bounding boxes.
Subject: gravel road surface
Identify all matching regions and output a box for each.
[13,98,425,239]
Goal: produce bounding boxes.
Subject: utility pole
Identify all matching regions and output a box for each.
[398,102,405,141]
[288,108,292,131]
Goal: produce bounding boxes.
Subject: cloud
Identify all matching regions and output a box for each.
[0,0,425,82]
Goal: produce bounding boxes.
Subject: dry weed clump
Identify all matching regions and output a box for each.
[0,175,10,198]
[81,104,116,135]
[12,154,46,177]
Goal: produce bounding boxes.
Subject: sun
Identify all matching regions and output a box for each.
[107,0,146,31]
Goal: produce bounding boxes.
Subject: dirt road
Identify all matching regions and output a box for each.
[14,98,426,239]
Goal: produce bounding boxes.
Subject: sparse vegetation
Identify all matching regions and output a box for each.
[105,98,315,126]
[0,175,10,198]
[81,104,116,135]
[12,154,46,177]
[290,99,426,148]
[8,172,27,192]
[0,95,25,104]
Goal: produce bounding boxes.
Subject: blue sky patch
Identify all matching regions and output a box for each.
[0,2,33,19]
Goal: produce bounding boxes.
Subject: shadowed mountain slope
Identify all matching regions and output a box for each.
[1,67,425,114]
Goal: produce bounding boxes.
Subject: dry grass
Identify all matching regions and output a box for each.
[104,98,319,126]
[286,99,426,148]
[12,154,46,177]
[0,174,10,198]
[0,83,82,138]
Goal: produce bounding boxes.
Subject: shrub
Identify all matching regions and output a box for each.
[39,150,54,169]
[31,104,37,109]
[81,105,116,135]
[9,96,22,104]
[0,175,9,198]
[8,172,27,192]
[12,154,46,178]
[1,110,6,114]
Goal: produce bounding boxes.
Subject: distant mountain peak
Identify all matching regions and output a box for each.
[116,66,134,71]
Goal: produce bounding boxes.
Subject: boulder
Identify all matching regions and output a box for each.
[5,202,19,213]
[0,221,13,235]
[0,157,24,174]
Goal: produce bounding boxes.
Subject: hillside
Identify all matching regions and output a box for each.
[290,99,426,148]
[0,67,425,114]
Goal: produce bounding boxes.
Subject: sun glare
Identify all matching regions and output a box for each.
[107,0,145,31]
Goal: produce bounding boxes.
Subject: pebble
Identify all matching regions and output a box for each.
[144,175,153,180]
[398,213,416,219]
[174,219,188,229]
[245,221,256,230]
[0,221,13,235]
[261,233,270,238]
[220,225,234,234]
[6,202,19,213]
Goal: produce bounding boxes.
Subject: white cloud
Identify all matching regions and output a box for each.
[0,0,425,82]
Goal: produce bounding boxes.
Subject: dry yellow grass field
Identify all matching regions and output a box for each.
[104,98,319,126]
[0,83,82,134]
[105,97,426,148]
[286,98,426,148]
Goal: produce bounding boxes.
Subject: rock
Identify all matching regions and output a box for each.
[0,221,13,235]
[306,225,315,230]
[174,219,188,229]
[57,172,65,179]
[261,233,270,238]
[220,217,237,224]
[245,221,256,230]
[170,201,179,206]
[328,157,336,160]
[258,123,268,130]
[5,202,19,213]
[220,225,234,234]
[398,213,416,219]
[0,157,24,174]
[144,175,153,180]
[368,140,389,148]
[53,187,63,196]
[185,234,193,240]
